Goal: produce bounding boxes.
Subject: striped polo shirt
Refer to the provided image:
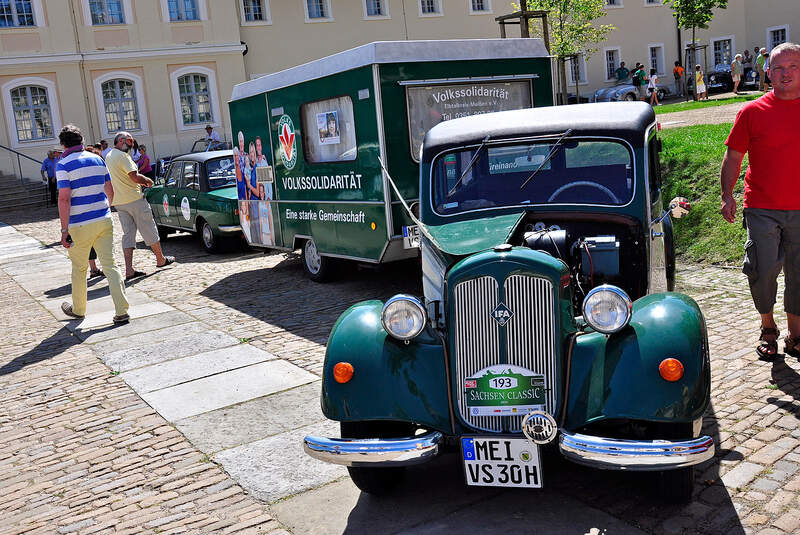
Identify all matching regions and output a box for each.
[56,149,112,227]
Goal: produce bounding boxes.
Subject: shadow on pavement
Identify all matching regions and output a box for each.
[0,326,81,376]
[768,356,800,414]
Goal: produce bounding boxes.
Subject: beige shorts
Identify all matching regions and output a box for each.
[116,197,159,249]
[732,74,741,82]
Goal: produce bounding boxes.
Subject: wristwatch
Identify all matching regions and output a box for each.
[61,228,69,234]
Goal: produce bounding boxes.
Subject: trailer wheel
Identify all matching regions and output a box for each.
[301,239,334,282]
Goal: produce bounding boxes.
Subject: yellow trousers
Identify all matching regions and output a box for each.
[67,218,128,317]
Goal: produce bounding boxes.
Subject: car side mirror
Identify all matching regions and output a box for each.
[669,196,691,219]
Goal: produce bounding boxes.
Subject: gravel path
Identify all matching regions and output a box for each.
[658,91,762,129]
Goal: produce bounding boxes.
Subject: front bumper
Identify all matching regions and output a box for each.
[217,224,242,233]
[304,431,443,467]
[559,431,714,471]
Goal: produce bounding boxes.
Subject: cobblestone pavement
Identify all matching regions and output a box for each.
[3,205,800,534]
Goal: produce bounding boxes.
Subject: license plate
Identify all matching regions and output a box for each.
[461,436,542,488]
[402,225,420,249]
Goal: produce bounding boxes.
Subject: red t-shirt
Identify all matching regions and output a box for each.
[725,91,800,210]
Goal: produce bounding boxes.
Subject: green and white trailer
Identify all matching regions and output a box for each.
[228,38,553,281]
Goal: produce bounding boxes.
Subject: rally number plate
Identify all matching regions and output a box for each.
[461,436,542,488]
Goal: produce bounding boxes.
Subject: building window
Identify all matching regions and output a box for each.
[768,25,788,50]
[242,0,264,21]
[420,0,441,15]
[102,79,139,132]
[606,0,622,5]
[605,48,620,80]
[649,44,664,74]
[712,38,732,66]
[10,86,53,141]
[365,0,386,16]
[89,0,124,24]
[177,73,212,125]
[568,55,587,85]
[0,0,35,26]
[470,0,491,13]
[168,0,198,21]
[306,0,327,18]
[644,0,660,4]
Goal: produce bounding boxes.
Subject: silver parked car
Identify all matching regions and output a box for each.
[594,82,670,102]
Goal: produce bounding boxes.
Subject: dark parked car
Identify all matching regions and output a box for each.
[145,151,241,252]
[304,103,712,503]
[154,139,232,179]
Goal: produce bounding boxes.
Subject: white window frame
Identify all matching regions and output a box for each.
[239,0,271,25]
[709,35,735,67]
[468,0,493,15]
[363,0,390,19]
[604,0,623,8]
[418,0,443,17]
[160,0,207,22]
[648,43,665,75]
[2,77,62,149]
[82,0,132,26]
[303,0,333,23]
[567,55,588,86]
[169,66,220,132]
[93,71,149,138]
[603,46,621,81]
[766,25,790,51]
[0,0,45,27]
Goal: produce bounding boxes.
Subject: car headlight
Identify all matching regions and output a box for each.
[381,295,427,340]
[582,285,632,334]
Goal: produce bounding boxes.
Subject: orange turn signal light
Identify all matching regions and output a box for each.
[659,358,684,382]
[333,362,354,383]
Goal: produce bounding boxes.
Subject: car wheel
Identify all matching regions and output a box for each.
[301,238,334,282]
[657,89,666,101]
[658,466,695,503]
[624,92,636,102]
[199,220,220,253]
[341,421,415,496]
[157,225,171,241]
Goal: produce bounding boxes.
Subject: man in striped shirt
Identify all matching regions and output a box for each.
[57,124,129,323]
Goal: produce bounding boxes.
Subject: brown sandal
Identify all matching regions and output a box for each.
[757,327,780,360]
[785,335,800,358]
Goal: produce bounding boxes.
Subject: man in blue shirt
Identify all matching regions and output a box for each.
[41,149,60,205]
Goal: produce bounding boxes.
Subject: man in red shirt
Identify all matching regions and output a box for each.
[721,42,800,359]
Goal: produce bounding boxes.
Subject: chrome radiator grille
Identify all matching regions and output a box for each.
[453,274,558,433]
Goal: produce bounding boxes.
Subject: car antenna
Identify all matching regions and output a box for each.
[519,128,573,190]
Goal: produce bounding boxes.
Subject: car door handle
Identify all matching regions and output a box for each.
[190,198,197,201]
[170,195,176,198]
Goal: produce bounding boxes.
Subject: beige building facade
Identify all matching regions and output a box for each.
[1,0,798,178]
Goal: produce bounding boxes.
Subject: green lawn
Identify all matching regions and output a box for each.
[660,123,747,264]
[655,93,760,115]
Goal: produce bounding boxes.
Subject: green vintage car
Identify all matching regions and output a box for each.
[145,151,242,252]
[304,102,713,503]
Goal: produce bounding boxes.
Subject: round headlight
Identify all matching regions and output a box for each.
[381,295,427,340]
[582,285,632,334]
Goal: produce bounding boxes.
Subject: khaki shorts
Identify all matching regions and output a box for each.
[116,197,159,249]
[742,208,800,316]
[636,85,648,99]
[732,74,741,82]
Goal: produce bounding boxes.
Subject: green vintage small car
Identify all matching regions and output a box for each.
[145,151,242,252]
[304,102,713,503]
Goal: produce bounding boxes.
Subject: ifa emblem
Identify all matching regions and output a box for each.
[490,303,513,326]
[277,115,297,170]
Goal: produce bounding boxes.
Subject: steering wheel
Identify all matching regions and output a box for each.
[547,181,621,204]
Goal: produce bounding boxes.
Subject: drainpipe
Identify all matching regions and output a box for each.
[68,0,96,142]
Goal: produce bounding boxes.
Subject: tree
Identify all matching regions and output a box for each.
[667,0,728,100]
[517,0,614,103]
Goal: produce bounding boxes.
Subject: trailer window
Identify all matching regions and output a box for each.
[406,80,533,162]
[301,96,357,163]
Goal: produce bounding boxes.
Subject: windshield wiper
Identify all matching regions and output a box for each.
[447,135,490,198]
[519,128,573,190]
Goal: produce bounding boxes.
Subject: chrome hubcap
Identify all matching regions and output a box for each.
[202,224,213,247]
[304,240,321,274]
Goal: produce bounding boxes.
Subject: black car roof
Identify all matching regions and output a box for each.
[170,150,233,163]
[421,102,656,162]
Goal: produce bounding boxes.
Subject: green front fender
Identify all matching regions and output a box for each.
[564,292,710,430]
[321,300,452,432]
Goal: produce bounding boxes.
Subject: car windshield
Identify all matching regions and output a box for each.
[206,157,237,189]
[191,140,228,152]
[432,139,633,215]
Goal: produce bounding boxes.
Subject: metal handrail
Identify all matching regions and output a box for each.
[0,142,45,187]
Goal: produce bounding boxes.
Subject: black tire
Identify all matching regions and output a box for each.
[658,466,695,503]
[657,89,666,102]
[624,92,637,102]
[301,238,334,282]
[341,421,415,496]
[157,225,171,241]
[199,220,221,253]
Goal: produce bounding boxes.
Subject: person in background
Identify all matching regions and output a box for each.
[720,42,800,359]
[673,61,685,97]
[204,125,221,150]
[648,68,660,106]
[131,140,141,164]
[100,139,111,159]
[41,149,59,205]
[695,65,708,100]
[732,53,744,94]
[742,49,753,69]
[55,124,128,323]
[615,61,629,82]
[756,47,768,91]
[137,145,153,180]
